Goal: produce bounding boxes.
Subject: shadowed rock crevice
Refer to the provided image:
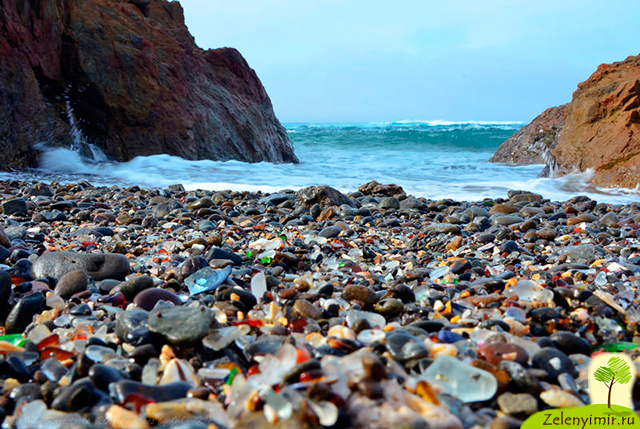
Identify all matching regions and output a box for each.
[0,0,298,169]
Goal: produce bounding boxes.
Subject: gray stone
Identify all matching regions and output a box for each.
[463,206,491,219]
[98,279,121,294]
[499,361,543,396]
[386,332,429,363]
[399,197,424,210]
[32,251,130,281]
[292,299,323,320]
[40,210,66,222]
[54,270,89,298]
[259,193,296,206]
[373,298,404,318]
[196,220,215,232]
[205,248,242,266]
[141,215,158,228]
[600,212,619,227]
[1,198,27,215]
[115,309,149,342]
[532,347,576,379]
[519,206,545,217]
[153,203,171,218]
[519,219,538,232]
[51,378,100,412]
[6,292,45,333]
[0,246,9,263]
[110,275,154,300]
[342,285,379,308]
[319,225,342,238]
[180,256,209,281]
[537,227,557,241]
[148,305,214,345]
[4,226,26,241]
[0,270,11,304]
[550,332,591,356]
[380,197,400,210]
[186,198,214,210]
[492,215,524,226]
[0,226,10,247]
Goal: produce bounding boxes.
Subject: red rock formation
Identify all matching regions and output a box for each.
[490,105,566,165]
[0,0,297,170]
[551,55,640,188]
[491,54,640,188]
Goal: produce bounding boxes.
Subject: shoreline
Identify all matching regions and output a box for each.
[2,161,640,207]
[0,178,639,427]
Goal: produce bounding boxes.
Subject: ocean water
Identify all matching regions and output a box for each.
[3,121,640,204]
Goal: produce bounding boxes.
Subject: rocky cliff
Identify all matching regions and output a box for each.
[490,105,566,165]
[0,0,298,170]
[491,54,640,188]
[551,55,640,187]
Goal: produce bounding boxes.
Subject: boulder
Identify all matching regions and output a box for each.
[490,105,566,165]
[491,53,640,188]
[0,0,297,170]
[551,55,640,187]
[32,251,130,281]
[297,186,356,208]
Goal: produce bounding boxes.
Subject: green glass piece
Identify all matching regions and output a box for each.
[225,367,239,385]
[0,334,25,346]
[260,257,272,264]
[616,342,638,351]
[245,251,252,258]
[601,342,637,352]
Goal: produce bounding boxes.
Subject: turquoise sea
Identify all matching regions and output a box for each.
[4,121,640,203]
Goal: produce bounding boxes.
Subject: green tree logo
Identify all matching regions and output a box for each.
[593,356,632,409]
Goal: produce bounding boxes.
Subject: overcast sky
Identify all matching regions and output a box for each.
[180,0,640,123]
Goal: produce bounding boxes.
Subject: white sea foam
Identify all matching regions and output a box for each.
[390,119,524,126]
[12,122,640,205]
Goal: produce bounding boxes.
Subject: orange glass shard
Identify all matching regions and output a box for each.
[37,334,60,351]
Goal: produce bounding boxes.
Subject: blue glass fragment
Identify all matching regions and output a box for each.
[185,265,232,295]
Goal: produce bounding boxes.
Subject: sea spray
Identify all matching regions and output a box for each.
[9,121,640,204]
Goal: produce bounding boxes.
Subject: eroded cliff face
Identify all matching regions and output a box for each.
[490,105,566,165]
[0,0,298,169]
[491,54,640,188]
[551,55,640,188]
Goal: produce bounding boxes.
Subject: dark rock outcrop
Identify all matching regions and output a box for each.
[491,54,640,188]
[0,0,297,170]
[490,105,566,165]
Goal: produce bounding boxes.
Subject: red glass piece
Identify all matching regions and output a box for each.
[37,334,60,351]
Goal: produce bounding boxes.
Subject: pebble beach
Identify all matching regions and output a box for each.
[0,178,639,428]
